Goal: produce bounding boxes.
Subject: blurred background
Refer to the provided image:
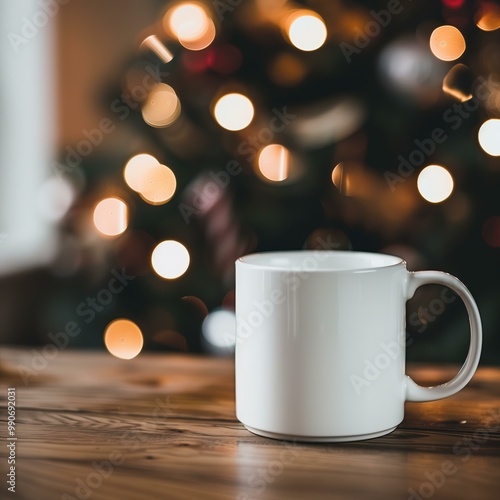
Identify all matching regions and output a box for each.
[0,0,499,363]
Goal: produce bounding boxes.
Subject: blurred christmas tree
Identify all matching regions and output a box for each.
[51,0,499,361]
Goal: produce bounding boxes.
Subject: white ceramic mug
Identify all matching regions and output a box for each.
[235,251,482,442]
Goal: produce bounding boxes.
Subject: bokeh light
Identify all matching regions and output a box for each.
[140,35,173,63]
[482,216,500,247]
[179,19,216,50]
[124,153,160,192]
[213,93,254,131]
[417,165,454,203]
[442,63,473,102]
[141,83,181,128]
[331,162,351,195]
[104,319,144,360]
[202,308,236,353]
[93,197,128,237]
[476,2,500,31]
[152,240,190,279]
[287,11,327,52]
[478,119,500,156]
[257,144,290,182]
[139,164,177,205]
[163,2,215,50]
[331,163,344,188]
[429,25,466,61]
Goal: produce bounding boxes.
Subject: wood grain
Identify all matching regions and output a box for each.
[0,349,499,500]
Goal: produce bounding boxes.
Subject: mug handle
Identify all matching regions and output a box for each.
[405,271,482,402]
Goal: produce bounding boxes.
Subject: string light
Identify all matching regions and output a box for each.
[163,2,216,50]
[139,164,177,205]
[257,144,290,182]
[104,319,144,360]
[140,35,173,63]
[141,83,181,128]
[93,197,128,237]
[475,2,500,31]
[429,25,466,61]
[478,119,500,156]
[417,165,454,203]
[213,93,254,131]
[124,153,160,192]
[286,11,327,52]
[442,64,473,102]
[152,240,190,279]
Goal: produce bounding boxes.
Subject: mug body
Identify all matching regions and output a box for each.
[235,251,408,442]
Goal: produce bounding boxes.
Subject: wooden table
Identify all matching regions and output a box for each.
[0,349,499,500]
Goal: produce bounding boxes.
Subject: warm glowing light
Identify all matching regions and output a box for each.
[442,64,473,102]
[417,165,454,203]
[164,2,215,50]
[257,144,290,182]
[331,162,351,195]
[331,163,343,188]
[93,198,128,236]
[476,3,500,31]
[124,154,160,192]
[478,119,500,156]
[179,19,215,50]
[287,12,327,52]
[213,93,254,131]
[142,83,181,128]
[152,240,190,279]
[104,319,143,360]
[202,309,236,352]
[429,25,466,61]
[140,35,173,63]
[139,164,177,205]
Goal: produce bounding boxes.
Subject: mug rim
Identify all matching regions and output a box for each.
[236,250,406,273]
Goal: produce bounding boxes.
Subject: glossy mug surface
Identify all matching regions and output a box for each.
[235,251,482,442]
